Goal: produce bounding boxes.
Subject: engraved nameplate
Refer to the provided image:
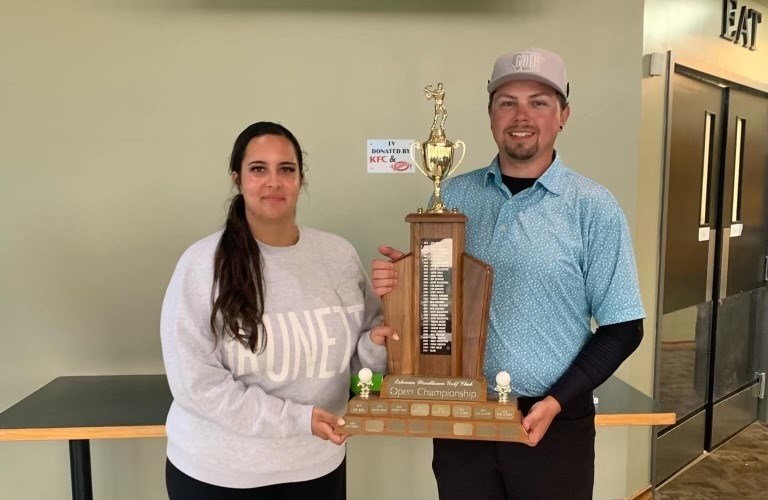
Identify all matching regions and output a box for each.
[381,376,486,402]
[389,402,409,415]
[411,403,430,416]
[370,402,389,415]
[431,404,451,417]
[345,419,362,431]
[495,407,517,420]
[473,407,493,419]
[349,401,369,414]
[452,405,472,418]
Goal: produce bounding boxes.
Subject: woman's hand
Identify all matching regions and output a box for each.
[311,407,347,446]
[371,245,405,297]
[369,324,399,346]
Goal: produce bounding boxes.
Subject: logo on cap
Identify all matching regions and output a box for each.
[510,52,544,73]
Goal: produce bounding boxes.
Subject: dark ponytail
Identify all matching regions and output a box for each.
[210,193,266,352]
[210,122,304,353]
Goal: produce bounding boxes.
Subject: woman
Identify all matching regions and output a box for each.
[160,122,393,499]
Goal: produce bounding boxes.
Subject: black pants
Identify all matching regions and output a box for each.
[166,457,346,500]
[432,393,596,500]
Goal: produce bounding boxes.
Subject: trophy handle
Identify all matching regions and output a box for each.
[448,140,466,177]
[410,141,430,179]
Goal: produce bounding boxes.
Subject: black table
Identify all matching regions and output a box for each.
[0,375,171,500]
[0,374,673,500]
[594,375,675,426]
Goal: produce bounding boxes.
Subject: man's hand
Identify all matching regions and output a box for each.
[522,396,561,446]
[371,245,405,297]
[369,324,400,345]
[311,407,347,446]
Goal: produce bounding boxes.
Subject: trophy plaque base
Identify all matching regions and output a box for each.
[340,394,527,442]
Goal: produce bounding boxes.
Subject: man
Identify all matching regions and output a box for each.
[372,48,645,500]
[425,82,447,131]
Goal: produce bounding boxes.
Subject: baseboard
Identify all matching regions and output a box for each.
[628,485,654,500]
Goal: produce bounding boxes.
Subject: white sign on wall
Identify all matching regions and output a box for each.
[367,139,416,174]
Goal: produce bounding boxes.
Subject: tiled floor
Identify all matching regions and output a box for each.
[656,421,768,500]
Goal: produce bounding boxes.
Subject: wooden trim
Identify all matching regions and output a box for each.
[660,340,696,350]
[628,484,654,500]
[596,413,676,426]
[0,425,166,441]
[405,213,468,224]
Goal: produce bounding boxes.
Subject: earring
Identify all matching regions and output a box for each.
[559,125,564,130]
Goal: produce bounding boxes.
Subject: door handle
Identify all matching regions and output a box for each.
[764,256,768,282]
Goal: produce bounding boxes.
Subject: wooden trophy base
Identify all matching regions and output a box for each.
[349,211,513,440]
[339,393,527,442]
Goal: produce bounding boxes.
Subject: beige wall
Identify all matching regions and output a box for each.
[0,0,645,498]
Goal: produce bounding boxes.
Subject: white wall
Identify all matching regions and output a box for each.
[0,1,645,498]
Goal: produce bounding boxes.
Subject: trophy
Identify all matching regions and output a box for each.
[340,84,526,442]
[410,83,466,214]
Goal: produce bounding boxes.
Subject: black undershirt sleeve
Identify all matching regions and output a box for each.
[547,319,643,409]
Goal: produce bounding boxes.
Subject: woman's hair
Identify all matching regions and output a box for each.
[210,122,304,353]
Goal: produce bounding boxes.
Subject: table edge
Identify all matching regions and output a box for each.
[596,413,676,426]
[0,425,167,441]
[0,411,677,442]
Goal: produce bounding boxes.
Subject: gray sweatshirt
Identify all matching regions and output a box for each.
[160,228,386,488]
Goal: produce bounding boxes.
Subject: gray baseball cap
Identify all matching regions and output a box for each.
[487,47,569,99]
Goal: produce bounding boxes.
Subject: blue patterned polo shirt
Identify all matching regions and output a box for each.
[440,154,646,397]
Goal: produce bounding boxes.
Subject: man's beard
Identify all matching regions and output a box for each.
[504,142,538,161]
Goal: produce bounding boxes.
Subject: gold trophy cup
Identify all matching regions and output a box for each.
[410,83,466,213]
